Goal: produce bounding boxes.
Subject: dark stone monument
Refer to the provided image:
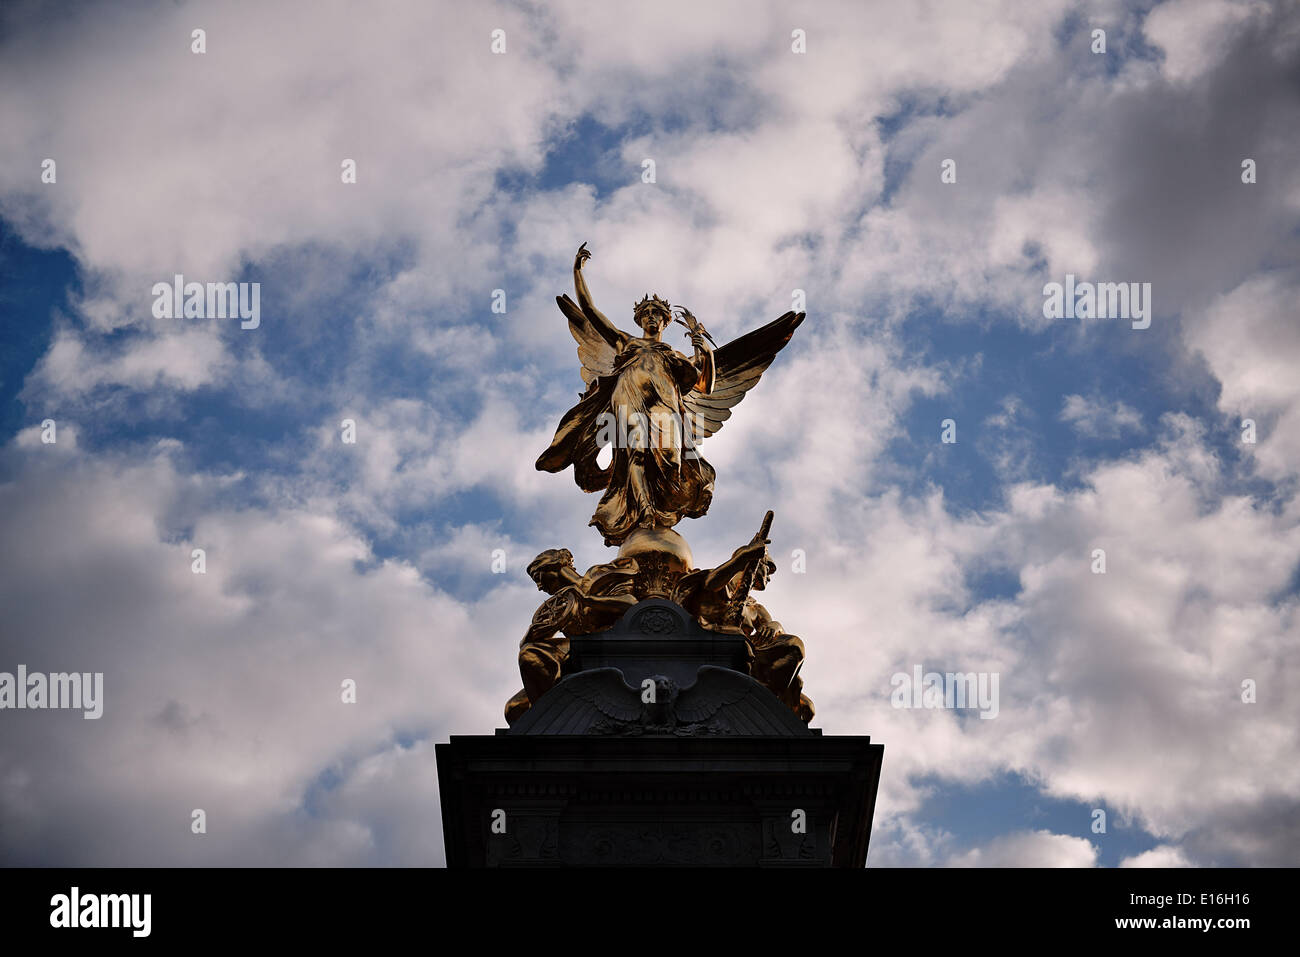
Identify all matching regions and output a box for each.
[436,600,883,867]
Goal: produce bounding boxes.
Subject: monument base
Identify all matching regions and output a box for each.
[436,734,883,867]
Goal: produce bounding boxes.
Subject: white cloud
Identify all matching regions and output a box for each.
[947,830,1098,867]
[0,442,516,865]
[27,326,231,398]
[1187,274,1300,483]
[1120,845,1196,867]
[1144,0,1272,84]
[1060,394,1144,439]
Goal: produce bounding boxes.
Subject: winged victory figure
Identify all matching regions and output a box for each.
[537,243,805,547]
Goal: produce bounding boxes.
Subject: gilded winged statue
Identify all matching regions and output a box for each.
[537,243,805,547]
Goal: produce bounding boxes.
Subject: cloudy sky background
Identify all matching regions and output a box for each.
[1,0,1298,866]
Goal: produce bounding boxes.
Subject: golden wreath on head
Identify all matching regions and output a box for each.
[633,293,672,328]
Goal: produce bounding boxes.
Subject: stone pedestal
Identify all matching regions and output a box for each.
[438,734,882,866]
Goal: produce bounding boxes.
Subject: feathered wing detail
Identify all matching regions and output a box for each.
[672,667,758,723]
[507,668,644,735]
[560,668,644,721]
[681,311,805,441]
[673,666,811,735]
[556,294,628,387]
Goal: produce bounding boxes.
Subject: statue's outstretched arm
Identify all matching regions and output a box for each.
[574,242,597,314]
[690,329,715,394]
[703,541,766,593]
[572,243,624,348]
[677,307,715,394]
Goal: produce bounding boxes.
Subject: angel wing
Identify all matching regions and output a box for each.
[681,311,805,441]
[555,293,629,388]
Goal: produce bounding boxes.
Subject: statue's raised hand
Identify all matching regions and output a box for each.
[575,242,592,271]
[675,306,715,348]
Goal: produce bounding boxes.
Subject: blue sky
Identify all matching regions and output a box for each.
[1,0,1298,867]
